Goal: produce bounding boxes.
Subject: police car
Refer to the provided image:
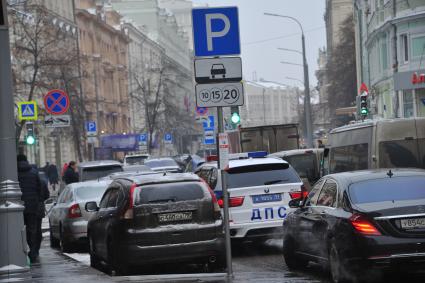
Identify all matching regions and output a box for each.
[195,152,306,240]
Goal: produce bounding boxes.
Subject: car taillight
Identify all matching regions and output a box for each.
[122,183,137,220]
[289,185,309,199]
[68,203,82,219]
[217,196,245,208]
[200,179,221,219]
[349,214,381,236]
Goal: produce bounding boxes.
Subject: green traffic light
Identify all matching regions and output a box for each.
[231,112,240,124]
[361,108,368,115]
[26,135,35,145]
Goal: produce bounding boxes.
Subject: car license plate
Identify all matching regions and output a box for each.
[252,193,282,204]
[158,212,192,223]
[400,218,425,229]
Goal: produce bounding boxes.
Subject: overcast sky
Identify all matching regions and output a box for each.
[192,0,327,87]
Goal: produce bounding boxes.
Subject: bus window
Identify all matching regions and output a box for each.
[330,143,368,173]
[379,139,424,169]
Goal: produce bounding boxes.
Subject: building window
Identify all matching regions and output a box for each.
[412,36,425,58]
[400,34,409,63]
[403,90,414,118]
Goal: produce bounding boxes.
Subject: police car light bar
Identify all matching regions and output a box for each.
[247,151,268,158]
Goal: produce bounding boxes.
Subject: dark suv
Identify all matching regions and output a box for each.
[86,173,225,274]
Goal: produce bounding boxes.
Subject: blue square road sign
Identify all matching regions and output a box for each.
[192,7,240,57]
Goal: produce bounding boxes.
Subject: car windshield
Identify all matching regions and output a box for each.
[125,156,149,165]
[349,176,425,204]
[145,159,178,168]
[283,154,317,179]
[74,183,109,200]
[134,182,205,205]
[226,163,301,189]
[81,165,123,181]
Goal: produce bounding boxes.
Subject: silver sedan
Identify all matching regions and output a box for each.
[48,180,110,252]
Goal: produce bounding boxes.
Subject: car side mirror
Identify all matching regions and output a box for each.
[288,198,303,208]
[85,201,99,212]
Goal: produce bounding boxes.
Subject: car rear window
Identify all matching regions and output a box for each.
[226,163,301,189]
[145,159,178,168]
[81,165,123,181]
[75,184,108,200]
[125,156,148,165]
[349,176,425,204]
[134,182,205,205]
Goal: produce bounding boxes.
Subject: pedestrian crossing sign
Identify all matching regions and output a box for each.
[18,101,38,121]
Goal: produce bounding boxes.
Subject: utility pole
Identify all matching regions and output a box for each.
[264,13,314,148]
[301,34,314,148]
[0,0,31,281]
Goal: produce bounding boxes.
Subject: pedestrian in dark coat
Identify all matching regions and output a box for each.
[63,161,79,185]
[17,154,42,263]
[47,163,59,191]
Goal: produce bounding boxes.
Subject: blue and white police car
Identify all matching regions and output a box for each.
[195,152,306,240]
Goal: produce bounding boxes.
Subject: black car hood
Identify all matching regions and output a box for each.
[353,199,425,217]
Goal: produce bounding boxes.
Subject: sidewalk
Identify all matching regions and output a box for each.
[30,239,114,283]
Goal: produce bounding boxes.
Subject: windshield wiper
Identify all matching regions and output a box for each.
[264,179,288,185]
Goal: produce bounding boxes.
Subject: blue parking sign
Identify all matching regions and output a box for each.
[164,133,173,144]
[192,7,240,57]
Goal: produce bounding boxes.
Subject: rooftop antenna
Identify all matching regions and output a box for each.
[387,170,393,178]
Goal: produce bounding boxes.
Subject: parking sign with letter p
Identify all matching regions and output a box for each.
[192,7,240,57]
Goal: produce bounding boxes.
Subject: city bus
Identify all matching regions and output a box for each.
[323,117,425,174]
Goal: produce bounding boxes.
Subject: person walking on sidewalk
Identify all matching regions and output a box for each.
[17,154,42,263]
[46,163,59,191]
[63,161,79,185]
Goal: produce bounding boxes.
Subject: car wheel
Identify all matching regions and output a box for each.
[329,243,351,283]
[107,237,129,276]
[89,235,101,269]
[283,237,308,270]
[49,228,60,248]
[59,226,73,253]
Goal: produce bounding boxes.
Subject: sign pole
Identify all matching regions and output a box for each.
[0,0,31,280]
[217,106,233,277]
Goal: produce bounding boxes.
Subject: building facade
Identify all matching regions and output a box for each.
[354,0,425,119]
[75,0,130,151]
[325,0,354,55]
[9,1,83,167]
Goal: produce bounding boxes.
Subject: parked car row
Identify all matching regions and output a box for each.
[47,150,425,281]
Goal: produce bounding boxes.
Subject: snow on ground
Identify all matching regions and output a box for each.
[63,253,90,266]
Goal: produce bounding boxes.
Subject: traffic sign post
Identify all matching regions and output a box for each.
[43,89,70,115]
[192,6,241,277]
[196,106,208,116]
[204,127,215,145]
[85,121,97,136]
[192,7,240,57]
[196,82,244,108]
[164,133,173,144]
[45,115,71,128]
[139,133,148,146]
[18,101,38,121]
[194,57,242,84]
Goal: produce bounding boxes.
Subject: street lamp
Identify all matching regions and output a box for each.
[264,12,314,148]
[277,47,303,55]
[280,61,303,67]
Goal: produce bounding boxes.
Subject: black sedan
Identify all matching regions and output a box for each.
[282,169,425,283]
[85,173,225,275]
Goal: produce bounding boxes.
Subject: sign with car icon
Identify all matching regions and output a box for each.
[194,57,242,84]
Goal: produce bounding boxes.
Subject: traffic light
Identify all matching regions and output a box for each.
[230,106,240,126]
[360,94,368,117]
[25,122,36,145]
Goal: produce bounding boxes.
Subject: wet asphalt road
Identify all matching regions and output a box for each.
[31,236,425,283]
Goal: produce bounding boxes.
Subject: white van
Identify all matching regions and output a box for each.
[324,117,425,174]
